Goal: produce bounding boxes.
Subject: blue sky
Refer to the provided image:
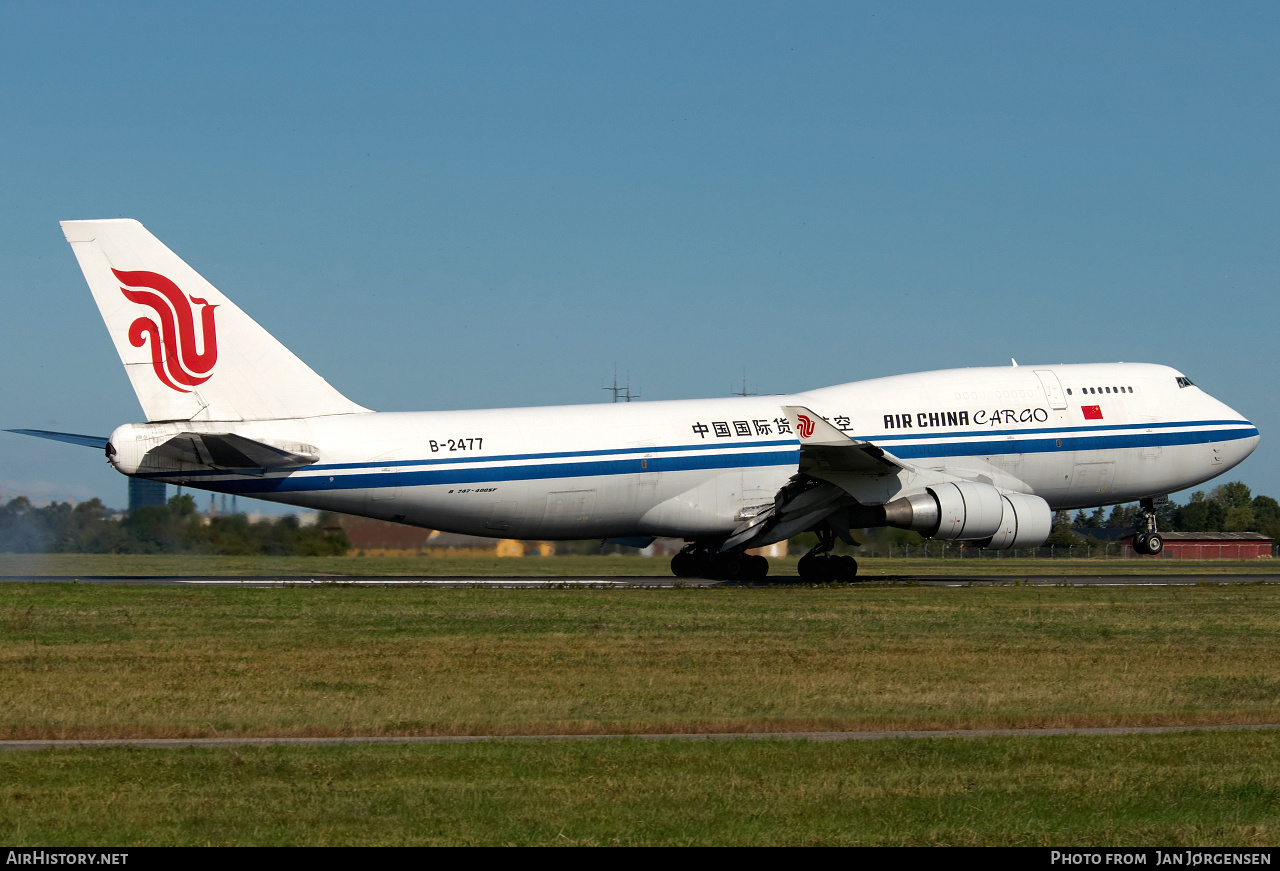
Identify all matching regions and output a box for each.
[1,1,1277,509]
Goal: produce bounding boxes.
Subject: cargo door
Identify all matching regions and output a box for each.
[540,490,598,536]
[1071,461,1116,500]
[1034,370,1068,410]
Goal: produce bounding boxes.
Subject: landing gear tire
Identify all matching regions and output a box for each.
[718,553,747,581]
[797,553,826,581]
[797,553,858,582]
[672,547,770,580]
[838,555,859,581]
[717,553,770,582]
[671,551,695,577]
[1133,497,1165,557]
[671,548,713,578]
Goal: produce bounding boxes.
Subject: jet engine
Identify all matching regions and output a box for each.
[881,482,1052,550]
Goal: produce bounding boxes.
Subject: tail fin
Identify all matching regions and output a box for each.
[61,219,370,422]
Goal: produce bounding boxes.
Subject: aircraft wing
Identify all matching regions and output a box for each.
[146,432,319,476]
[721,406,910,551]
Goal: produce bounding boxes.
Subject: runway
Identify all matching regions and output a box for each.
[3,573,1278,587]
[3,722,1278,751]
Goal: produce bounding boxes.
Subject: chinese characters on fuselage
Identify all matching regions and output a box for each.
[691,418,791,439]
[689,407,1050,439]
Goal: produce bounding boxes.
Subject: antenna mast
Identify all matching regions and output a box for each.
[603,366,640,402]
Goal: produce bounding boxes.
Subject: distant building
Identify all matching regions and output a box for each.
[1122,532,1273,559]
[338,514,552,556]
[127,478,166,511]
[243,512,320,527]
[1073,527,1136,542]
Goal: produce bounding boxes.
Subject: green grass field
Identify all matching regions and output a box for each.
[3,732,1278,845]
[3,573,1279,844]
[3,582,1279,737]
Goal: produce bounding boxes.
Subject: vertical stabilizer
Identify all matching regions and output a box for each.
[61,219,370,422]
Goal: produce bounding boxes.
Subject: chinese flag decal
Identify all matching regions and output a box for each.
[1082,405,1103,420]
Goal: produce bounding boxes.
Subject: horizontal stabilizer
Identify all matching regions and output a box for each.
[146,432,319,476]
[6,429,109,449]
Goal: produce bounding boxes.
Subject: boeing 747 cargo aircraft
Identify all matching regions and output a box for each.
[9,220,1260,580]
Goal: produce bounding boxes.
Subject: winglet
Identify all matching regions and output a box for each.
[781,406,909,474]
[781,406,857,447]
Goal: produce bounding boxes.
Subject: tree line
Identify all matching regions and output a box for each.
[0,494,349,555]
[1046,481,1278,547]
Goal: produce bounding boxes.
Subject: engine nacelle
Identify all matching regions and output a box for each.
[882,483,1051,548]
[929,482,1006,540]
[978,493,1053,550]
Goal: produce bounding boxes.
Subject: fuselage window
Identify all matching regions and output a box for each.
[1066,388,1072,395]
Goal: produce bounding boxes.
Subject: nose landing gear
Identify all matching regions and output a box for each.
[1131,497,1164,556]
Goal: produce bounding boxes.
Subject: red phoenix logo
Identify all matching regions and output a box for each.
[114,269,218,393]
[796,414,816,438]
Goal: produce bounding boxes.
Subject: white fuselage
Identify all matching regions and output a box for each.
[109,363,1259,541]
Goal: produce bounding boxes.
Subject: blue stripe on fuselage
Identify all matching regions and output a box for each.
[167,447,803,495]
[886,425,1258,460]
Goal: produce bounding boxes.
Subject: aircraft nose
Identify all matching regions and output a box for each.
[1243,426,1261,458]
[1222,409,1260,466]
[1203,387,1260,467]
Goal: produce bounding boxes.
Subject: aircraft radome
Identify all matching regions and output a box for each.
[8,219,1261,581]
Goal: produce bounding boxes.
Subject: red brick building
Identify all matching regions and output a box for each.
[338,515,505,555]
[1122,532,1273,559]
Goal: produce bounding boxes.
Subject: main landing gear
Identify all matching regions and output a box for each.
[1131,497,1164,556]
[671,545,769,581]
[797,528,859,582]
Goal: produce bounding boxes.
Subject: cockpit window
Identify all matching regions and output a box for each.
[1176,376,1195,388]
